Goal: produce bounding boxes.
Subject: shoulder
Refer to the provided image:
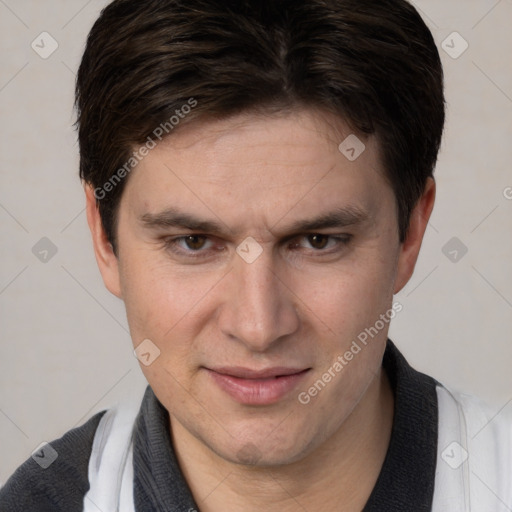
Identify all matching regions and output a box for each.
[437,384,512,456]
[0,410,106,512]
[436,385,512,508]
[451,388,512,447]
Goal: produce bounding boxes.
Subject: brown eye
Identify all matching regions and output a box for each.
[184,235,207,250]
[307,234,330,249]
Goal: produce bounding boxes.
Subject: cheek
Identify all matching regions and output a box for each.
[118,251,225,362]
[292,247,396,345]
[119,254,181,331]
[119,260,174,343]
[119,259,208,398]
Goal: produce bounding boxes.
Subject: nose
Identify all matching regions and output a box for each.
[217,245,299,352]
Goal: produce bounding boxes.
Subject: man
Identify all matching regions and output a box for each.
[1,0,510,510]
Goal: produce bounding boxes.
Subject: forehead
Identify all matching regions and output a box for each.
[120,108,392,229]
[154,108,371,169]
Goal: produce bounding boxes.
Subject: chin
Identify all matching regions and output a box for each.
[206,425,319,468]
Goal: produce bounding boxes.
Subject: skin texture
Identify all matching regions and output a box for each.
[86,108,435,511]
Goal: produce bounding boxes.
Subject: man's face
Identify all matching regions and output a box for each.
[99,109,411,465]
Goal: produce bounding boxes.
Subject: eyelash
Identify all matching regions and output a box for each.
[162,234,352,259]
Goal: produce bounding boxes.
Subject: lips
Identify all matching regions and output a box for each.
[205,366,310,405]
[212,366,307,379]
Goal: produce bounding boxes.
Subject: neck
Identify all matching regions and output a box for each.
[171,368,394,512]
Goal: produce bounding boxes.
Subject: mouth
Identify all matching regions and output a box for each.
[205,366,311,405]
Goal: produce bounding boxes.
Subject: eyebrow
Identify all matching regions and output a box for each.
[140,209,226,233]
[139,205,370,236]
[282,206,369,233]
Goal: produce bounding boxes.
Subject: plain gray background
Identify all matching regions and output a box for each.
[1,0,511,484]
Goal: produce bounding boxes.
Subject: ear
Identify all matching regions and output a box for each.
[85,184,123,298]
[393,177,436,294]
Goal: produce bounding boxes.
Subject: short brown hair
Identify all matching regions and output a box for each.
[75,0,445,252]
